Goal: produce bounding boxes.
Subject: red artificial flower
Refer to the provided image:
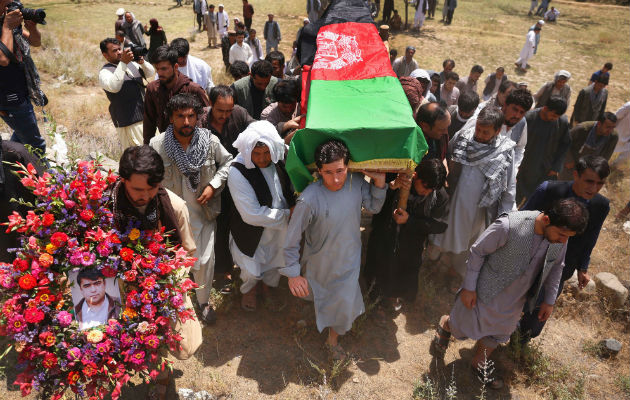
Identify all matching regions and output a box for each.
[123,270,137,282]
[13,258,30,272]
[82,362,98,377]
[35,290,55,305]
[80,210,95,221]
[38,253,54,268]
[119,248,134,262]
[140,277,156,291]
[24,307,44,323]
[39,331,56,347]
[88,186,103,201]
[101,266,117,278]
[148,242,162,255]
[18,274,37,290]
[42,212,55,227]
[67,371,80,385]
[50,232,68,247]
[6,212,25,233]
[158,263,173,275]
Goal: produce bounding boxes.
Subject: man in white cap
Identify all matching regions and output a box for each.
[296,17,309,41]
[515,24,540,72]
[529,20,544,54]
[227,120,295,312]
[115,8,125,34]
[217,4,230,38]
[533,70,572,109]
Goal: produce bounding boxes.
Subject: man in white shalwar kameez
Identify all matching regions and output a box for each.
[149,93,233,325]
[515,26,539,72]
[282,139,386,360]
[431,106,517,279]
[227,121,295,311]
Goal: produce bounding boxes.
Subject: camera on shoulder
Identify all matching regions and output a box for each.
[6,1,47,25]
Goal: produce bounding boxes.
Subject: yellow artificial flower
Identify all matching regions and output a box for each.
[86,329,104,343]
[45,243,57,254]
[128,228,141,241]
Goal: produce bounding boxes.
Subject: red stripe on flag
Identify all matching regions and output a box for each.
[311,22,396,81]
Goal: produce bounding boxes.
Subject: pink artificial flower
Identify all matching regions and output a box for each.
[69,251,83,266]
[80,252,96,267]
[56,311,72,327]
[67,347,81,362]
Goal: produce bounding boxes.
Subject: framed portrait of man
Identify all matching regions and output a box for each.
[69,268,123,330]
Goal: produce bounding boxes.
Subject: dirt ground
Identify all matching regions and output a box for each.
[0,0,629,399]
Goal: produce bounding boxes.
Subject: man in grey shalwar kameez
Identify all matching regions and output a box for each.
[431,199,588,389]
[431,106,517,279]
[282,139,386,359]
[227,121,295,311]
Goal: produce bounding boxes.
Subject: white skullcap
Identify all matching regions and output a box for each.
[538,19,545,25]
[555,70,571,80]
[232,121,286,169]
[116,8,125,16]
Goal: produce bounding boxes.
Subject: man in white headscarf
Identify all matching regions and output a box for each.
[227,121,296,312]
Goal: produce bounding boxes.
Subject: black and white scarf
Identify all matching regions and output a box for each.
[451,126,514,208]
[163,125,211,192]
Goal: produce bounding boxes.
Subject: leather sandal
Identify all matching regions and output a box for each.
[430,317,451,358]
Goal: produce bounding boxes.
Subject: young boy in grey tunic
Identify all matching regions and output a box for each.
[282,139,386,359]
[431,198,588,389]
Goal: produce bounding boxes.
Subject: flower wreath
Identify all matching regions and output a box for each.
[0,160,198,400]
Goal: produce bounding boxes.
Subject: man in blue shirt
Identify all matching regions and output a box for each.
[589,62,612,86]
[514,155,610,343]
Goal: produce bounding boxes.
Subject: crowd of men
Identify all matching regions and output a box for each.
[1,0,629,396]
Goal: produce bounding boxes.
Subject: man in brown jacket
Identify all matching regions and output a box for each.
[143,45,210,144]
[559,112,618,180]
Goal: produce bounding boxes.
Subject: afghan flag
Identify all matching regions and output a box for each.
[286,0,428,192]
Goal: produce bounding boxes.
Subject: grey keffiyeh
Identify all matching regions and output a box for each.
[451,126,514,208]
[164,125,212,192]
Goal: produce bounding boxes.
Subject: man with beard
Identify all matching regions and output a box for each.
[198,85,255,291]
[143,45,210,143]
[431,106,517,279]
[150,94,233,324]
[431,199,587,389]
[108,145,199,399]
[228,121,296,311]
[231,60,278,119]
[516,97,571,204]
[99,37,155,149]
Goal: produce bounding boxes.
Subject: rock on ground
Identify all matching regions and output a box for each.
[594,272,629,308]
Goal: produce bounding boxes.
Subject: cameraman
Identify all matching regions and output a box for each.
[99,37,155,149]
[0,0,47,157]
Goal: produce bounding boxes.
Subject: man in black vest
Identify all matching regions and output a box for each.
[514,155,610,344]
[99,37,155,149]
[227,120,295,311]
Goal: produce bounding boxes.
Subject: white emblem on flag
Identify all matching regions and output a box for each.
[313,31,362,70]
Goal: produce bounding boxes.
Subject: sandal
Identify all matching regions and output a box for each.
[430,316,451,358]
[201,304,217,325]
[241,288,257,312]
[325,343,347,362]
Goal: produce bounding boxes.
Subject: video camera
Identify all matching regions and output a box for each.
[124,44,148,62]
[6,1,47,25]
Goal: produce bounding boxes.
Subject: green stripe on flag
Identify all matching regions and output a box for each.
[286,76,428,192]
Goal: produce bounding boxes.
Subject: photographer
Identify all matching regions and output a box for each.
[0,0,47,157]
[99,37,155,150]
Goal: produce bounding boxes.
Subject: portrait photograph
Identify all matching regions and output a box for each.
[68,268,123,330]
